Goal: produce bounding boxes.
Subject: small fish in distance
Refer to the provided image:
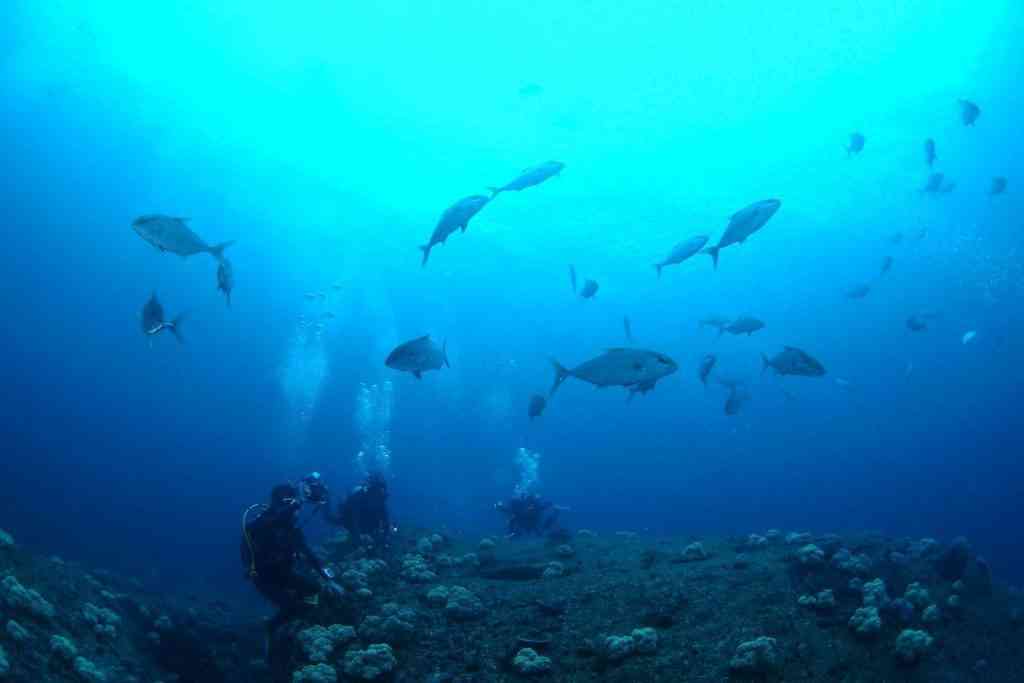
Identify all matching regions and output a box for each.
[703,199,781,269]
[419,195,490,266]
[847,132,865,156]
[141,292,184,344]
[488,161,564,197]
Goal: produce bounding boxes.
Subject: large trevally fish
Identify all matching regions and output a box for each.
[385,335,450,379]
[132,215,234,261]
[654,235,709,278]
[419,195,490,266]
[488,161,564,197]
[550,348,678,396]
[703,199,781,269]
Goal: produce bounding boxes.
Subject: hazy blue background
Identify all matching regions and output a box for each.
[1,1,1022,598]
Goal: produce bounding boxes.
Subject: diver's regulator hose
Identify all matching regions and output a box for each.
[242,503,267,579]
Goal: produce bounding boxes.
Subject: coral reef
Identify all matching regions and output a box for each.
[680,542,709,562]
[601,634,635,661]
[849,606,882,637]
[631,626,658,654]
[796,543,825,567]
[729,636,781,675]
[894,628,934,665]
[1,575,55,620]
[512,647,552,674]
[342,643,396,680]
[292,662,337,682]
[0,525,1021,681]
[443,586,484,621]
[297,624,356,662]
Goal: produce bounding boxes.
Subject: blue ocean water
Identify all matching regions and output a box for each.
[1,0,1022,607]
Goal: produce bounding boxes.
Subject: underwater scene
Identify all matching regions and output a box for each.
[2,1,1023,681]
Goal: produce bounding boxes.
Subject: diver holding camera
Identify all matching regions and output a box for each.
[240,473,342,633]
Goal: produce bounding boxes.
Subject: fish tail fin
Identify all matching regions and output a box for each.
[761,353,770,374]
[442,339,450,368]
[208,240,235,262]
[550,359,571,396]
[419,245,430,267]
[169,314,186,344]
[654,264,662,279]
[487,186,502,198]
[703,246,720,269]
[225,292,231,309]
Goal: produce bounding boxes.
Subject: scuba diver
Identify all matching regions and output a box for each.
[241,476,342,634]
[495,493,563,538]
[324,472,392,552]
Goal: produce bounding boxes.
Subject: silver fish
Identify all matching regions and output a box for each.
[924,139,936,167]
[990,177,1007,196]
[141,292,184,343]
[654,235,709,278]
[959,99,981,126]
[698,354,717,387]
[704,199,781,269]
[488,161,564,197]
[881,256,893,276]
[922,173,945,195]
[724,386,750,415]
[569,264,577,294]
[906,315,928,332]
[761,346,826,377]
[700,316,730,334]
[624,316,633,342]
[845,283,871,299]
[550,348,678,396]
[216,258,234,308]
[528,394,546,419]
[519,83,544,98]
[419,195,490,266]
[385,335,450,379]
[579,279,599,299]
[723,316,765,336]
[847,132,865,156]
[132,215,234,261]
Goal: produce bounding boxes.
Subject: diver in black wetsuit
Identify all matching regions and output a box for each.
[241,482,342,632]
[495,493,561,538]
[324,472,392,552]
